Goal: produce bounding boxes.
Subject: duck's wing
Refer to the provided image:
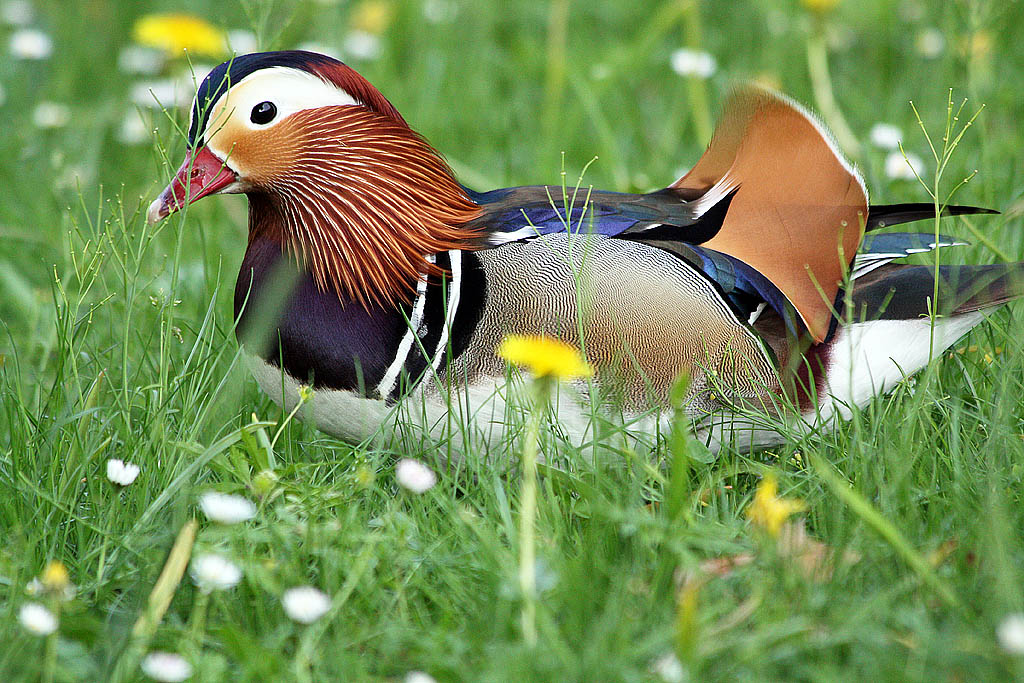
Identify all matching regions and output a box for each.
[466,88,1001,345]
[466,88,869,343]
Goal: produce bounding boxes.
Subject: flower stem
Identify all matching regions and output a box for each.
[518,381,546,647]
[187,589,210,653]
[680,0,712,146]
[42,626,57,683]
[806,17,861,160]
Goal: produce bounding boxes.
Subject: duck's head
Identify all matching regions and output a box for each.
[148,50,481,306]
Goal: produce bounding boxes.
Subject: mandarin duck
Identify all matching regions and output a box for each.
[147,51,1023,453]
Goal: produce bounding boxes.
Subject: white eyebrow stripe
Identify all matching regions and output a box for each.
[201,66,360,145]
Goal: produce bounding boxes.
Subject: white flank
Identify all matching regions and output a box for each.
[814,313,985,422]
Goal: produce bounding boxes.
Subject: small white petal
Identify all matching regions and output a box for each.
[1,0,33,26]
[395,458,437,494]
[670,48,717,79]
[8,28,51,60]
[884,151,924,181]
[141,651,193,682]
[869,123,903,150]
[998,614,1024,655]
[649,652,685,683]
[405,672,438,683]
[342,30,382,61]
[190,554,242,592]
[19,603,57,636]
[106,458,141,486]
[199,492,256,524]
[282,586,332,624]
[227,29,259,55]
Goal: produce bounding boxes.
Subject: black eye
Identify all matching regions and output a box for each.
[250,101,277,125]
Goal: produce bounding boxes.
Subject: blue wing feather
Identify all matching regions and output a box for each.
[465,186,972,339]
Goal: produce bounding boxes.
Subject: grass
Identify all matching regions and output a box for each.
[3,0,1024,680]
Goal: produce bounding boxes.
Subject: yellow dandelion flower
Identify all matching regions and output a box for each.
[745,473,806,537]
[350,0,394,35]
[40,561,70,592]
[497,335,592,380]
[134,14,226,59]
[801,0,840,14]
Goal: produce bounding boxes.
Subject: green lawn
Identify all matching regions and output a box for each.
[3,0,1024,680]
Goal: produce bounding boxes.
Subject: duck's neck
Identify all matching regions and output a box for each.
[234,235,415,395]
[242,107,484,308]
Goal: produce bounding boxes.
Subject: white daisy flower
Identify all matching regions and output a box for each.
[106,458,141,486]
[296,41,340,59]
[176,63,215,88]
[998,613,1024,655]
[118,110,151,145]
[670,48,717,79]
[916,27,946,59]
[649,652,684,682]
[18,603,57,636]
[395,458,436,494]
[32,101,70,129]
[130,79,192,110]
[405,672,438,683]
[189,553,242,593]
[590,63,611,81]
[9,28,52,60]
[342,30,382,61]
[227,29,259,55]
[199,492,256,524]
[422,0,457,24]
[869,123,902,150]
[282,586,331,624]
[884,151,924,181]
[117,45,165,75]
[1,0,33,26]
[141,651,193,682]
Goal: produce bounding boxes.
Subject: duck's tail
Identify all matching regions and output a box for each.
[865,203,998,231]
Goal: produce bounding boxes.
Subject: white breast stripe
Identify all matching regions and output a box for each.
[375,255,433,398]
[429,250,462,375]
